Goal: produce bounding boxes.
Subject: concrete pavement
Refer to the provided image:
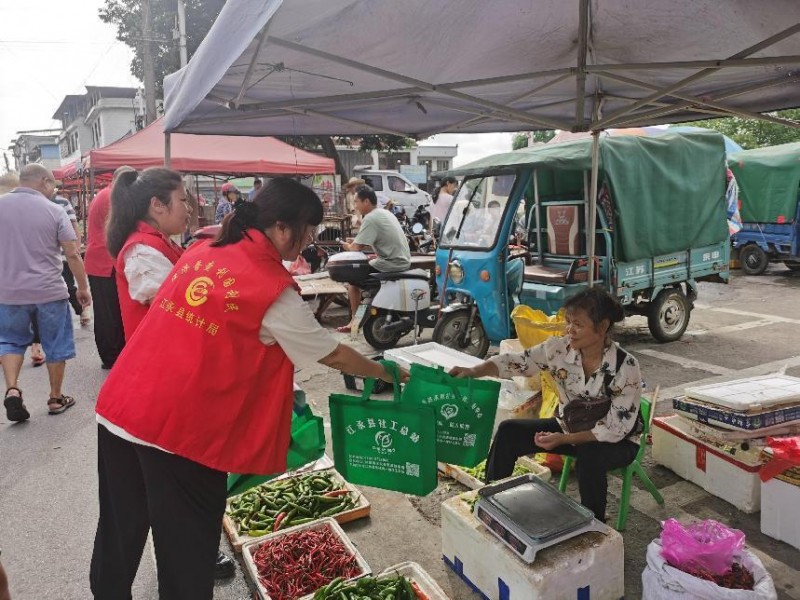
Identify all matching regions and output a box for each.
[2,263,800,598]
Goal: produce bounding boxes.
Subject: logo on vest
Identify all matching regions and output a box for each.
[440,404,459,420]
[185,276,215,307]
[374,431,394,449]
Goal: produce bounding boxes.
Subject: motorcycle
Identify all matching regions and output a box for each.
[404,205,436,253]
[327,251,438,350]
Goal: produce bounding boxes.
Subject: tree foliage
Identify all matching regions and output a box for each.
[672,110,800,150]
[512,130,556,150]
[99,0,225,96]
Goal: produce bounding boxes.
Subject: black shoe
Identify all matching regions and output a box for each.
[215,550,235,579]
[101,362,114,370]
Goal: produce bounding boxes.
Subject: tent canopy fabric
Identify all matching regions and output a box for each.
[163,0,800,137]
[728,142,800,223]
[447,132,728,263]
[89,118,334,175]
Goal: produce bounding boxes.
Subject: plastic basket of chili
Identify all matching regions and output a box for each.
[378,562,451,600]
[224,467,370,552]
[242,517,371,600]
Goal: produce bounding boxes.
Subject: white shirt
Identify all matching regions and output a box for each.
[430,191,453,224]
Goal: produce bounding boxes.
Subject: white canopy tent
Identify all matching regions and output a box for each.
[162,0,800,284]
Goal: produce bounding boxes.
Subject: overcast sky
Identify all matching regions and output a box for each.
[0,0,511,170]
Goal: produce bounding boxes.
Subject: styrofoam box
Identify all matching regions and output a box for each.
[652,415,762,513]
[441,491,624,600]
[761,477,800,550]
[379,561,451,600]
[241,518,371,600]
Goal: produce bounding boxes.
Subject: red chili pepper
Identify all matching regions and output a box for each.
[412,580,431,600]
[273,511,287,532]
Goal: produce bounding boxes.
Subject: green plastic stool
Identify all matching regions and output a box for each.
[557,396,664,531]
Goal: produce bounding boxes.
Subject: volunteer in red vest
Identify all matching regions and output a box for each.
[84,166,134,368]
[90,178,400,600]
[105,168,188,341]
[102,166,236,579]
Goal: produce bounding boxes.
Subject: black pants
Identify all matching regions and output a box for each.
[62,261,83,316]
[88,274,125,367]
[485,418,638,521]
[90,425,227,600]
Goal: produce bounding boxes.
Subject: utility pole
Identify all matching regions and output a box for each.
[176,0,188,68]
[142,0,157,126]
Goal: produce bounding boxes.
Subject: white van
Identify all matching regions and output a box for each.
[354,169,432,213]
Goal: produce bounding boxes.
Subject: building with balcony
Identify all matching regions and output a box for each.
[52,86,138,165]
[8,131,62,171]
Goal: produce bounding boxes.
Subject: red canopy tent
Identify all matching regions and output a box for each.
[88,118,334,175]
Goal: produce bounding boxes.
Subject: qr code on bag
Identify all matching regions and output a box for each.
[405,462,420,477]
[463,433,477,447]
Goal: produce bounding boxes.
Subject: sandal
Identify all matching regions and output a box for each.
[4,388,30,422]
[47,395,76,415]
[336,325,352,333]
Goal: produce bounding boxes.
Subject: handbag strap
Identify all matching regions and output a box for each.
[362,360,402,403]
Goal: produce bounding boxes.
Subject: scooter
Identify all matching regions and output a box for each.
[327,251,438,350]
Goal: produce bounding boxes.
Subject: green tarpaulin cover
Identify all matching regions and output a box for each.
[728,142,800,223]
[449,132,728,262]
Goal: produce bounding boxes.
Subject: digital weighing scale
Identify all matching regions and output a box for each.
[474,474,607,563]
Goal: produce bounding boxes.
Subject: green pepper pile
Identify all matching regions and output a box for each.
[313,574,425,599]
[227,471,358,537]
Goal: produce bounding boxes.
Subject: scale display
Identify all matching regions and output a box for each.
[475,474,605,563]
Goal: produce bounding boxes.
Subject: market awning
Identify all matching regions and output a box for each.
[89,118,334,175]
[163,0,800,137]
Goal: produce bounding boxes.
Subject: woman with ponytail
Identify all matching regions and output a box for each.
[106,168,189,341]
[449,287,643,523]
[91,177,404,600]
[429,175,458,234]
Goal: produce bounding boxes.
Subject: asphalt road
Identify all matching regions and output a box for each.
[2,262,800,599]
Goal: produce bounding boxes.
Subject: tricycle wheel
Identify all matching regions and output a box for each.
[783,260,800,272]
[648,288,690,343]
[362,314,404,351]
[740,244,769,276]
[432,310,490,358]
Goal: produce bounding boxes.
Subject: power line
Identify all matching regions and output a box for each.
[0,39,113,45]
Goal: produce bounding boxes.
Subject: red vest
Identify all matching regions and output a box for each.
[115,222,184,341]
[97,231,299,475]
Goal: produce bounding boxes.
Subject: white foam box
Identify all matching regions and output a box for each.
[652,415,762,513]
[761,477,800,550]
[441,491,624,600]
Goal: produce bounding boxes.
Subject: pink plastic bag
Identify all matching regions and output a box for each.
[660,519,745,576]
[286,255,312,275]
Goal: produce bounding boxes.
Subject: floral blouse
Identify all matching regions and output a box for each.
[489,335,642,443]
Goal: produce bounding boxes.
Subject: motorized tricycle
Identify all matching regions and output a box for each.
[729,142,800,275]
[432,131,731,357]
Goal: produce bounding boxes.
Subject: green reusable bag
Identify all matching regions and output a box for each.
[329,361,438,496]
[226,404,326,497]
[401,363,500,468]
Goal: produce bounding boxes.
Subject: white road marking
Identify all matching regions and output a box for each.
[636,348,734,376]
[687,319,776,336]
[695,304,800,327]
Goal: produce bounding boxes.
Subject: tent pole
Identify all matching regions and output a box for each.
[165,132,171,168]
[533,170,542,266]
[587,132,600,288]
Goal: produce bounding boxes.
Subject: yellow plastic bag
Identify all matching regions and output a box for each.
[511,305,566,348]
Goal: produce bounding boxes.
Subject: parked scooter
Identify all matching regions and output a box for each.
[327,251,438,350]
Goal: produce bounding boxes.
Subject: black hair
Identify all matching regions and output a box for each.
[563,287,625,335]
[432,176,457,204]
[107,168,183,258]
[253,178,262,185]
[213,177,323,247]
[354,185,378,206]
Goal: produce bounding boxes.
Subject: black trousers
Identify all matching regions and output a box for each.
[485,418,638,521]
[90,425,227,600]
[88,274,125,367]
[62,261,83,316]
